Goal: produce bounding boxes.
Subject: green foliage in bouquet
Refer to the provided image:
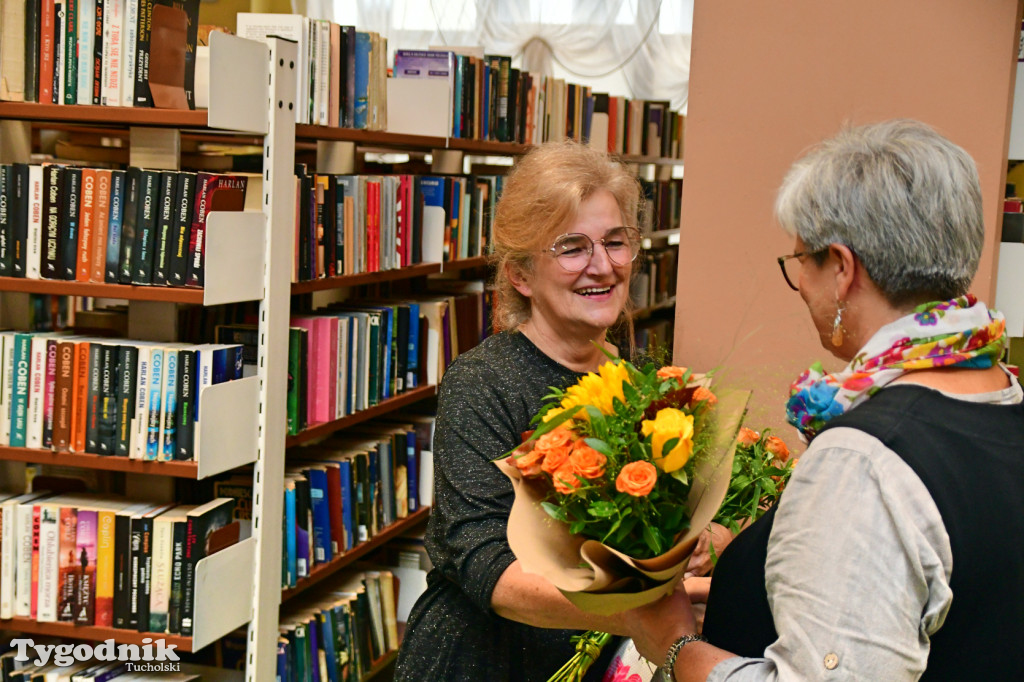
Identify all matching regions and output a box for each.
[510,358,720,560]
[713,427,798,534]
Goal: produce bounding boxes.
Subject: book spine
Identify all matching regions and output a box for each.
[76,168,96,282]
[131,168,159,284]
[0,165,10,276]
[149,518,171,632]
[94,509,115,626]
[180,516,196,635]
[152,170,177,284]
[112,511,131,628]
[9,334,30,447]
[41,164,63,278]
[56,506,77,622]
[120,0,137,106]
[118,166,140,283]
[0,505,13,617]
[131,346,149,459]
[100,0,122,105]
[84,342,102,453]
[132,0,153,106]
[71,340,89,452]
[91,168,111,282]
[174,348,194,460]
[167,519,185,633]
[63,0,79,103]
[26,164,43,279]
[91,0,103,104]
[159,349,177,461]
[36,505,59,621]
[42,339,57,448]
[60,167,81,280]
[26,336,46,449]
[104,169,125,282]
[167,171,195,286]
[128,515,143,629]
[39,0,54,103]
[9,164,27,276]
[97,342,118,455]
[115,344,138,457]
[24,0,40,103]
[13,503,36,616]
[144,347,163,460]
[74,509,97,625]
[74,0,92,104]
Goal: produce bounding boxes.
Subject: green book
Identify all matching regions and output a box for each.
[287,327,305,435]
[366,312,381,407]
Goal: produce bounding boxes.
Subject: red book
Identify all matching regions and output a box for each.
[91,170,112,283]
[313,316,338,422]
[398,175,412,267]
[71,341,89,453]
[608,96,618,154]
[31,505,41,619]
[39,0,55,103]
[366,180,380,272]
[185,173,249,287]
[324,463,344,556]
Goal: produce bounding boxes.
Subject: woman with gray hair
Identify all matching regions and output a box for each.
[626,120,1024,680]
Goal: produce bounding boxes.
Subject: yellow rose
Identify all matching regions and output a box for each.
[641,408,694,473]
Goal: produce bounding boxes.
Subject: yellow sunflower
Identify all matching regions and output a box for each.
[544,361,631,422]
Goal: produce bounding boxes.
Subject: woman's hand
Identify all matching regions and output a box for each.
[622,580,700,664]
[685,523,734,578]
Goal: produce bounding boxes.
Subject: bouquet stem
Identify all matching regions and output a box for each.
[547,631,613,682]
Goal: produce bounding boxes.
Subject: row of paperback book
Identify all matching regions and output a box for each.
[0,0,201,109]
[278,569,400,682]
[0,492,236,636]
[235,14,387,129]
[0,164,252,287]
[293,169,503,282]
[279,417,432,588]
[0,331,245,460]
[639,178,683,233]
[631,248,679,311]
[394,49,686,157]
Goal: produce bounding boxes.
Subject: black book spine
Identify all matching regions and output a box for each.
[128,516,144,629]
[85,343,103,454]
[181,0,199,109]
[137,515,153,632]
[167,519,186,633]
[0,165,10,276]
[166,171,195,286]
[118,167,142,284]
[395,305,409,393]
[115,344,138,457]
[25,0,41,102]
[104,170,126,283]
[61,168,82,280]
[133,0,153,106]
[295,478,312,576]
[325,176,337,277]
[113,513,132,628]
[11,163,29,277]
[92,0,104,105]
[97,343,119,455]
[174,349,194,460]
[131,170,161,284]
[152,170,177,285]
[334,178,345,275]
[42,164,63,279]
[298,172,311,280]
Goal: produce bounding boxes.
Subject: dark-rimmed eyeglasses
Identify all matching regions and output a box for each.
[777,250,826,291]
[547,227,643,272]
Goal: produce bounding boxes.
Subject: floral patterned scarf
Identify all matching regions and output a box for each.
[786,295,1007,439]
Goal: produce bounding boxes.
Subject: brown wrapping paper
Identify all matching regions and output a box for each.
[495,388,750,615]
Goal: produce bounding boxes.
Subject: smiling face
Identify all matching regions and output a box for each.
[512,190,633,341]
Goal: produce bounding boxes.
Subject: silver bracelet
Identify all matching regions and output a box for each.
[663,633,707,682]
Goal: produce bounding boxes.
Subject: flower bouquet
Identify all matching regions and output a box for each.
[713,427,798,535]
[494,359,749,616]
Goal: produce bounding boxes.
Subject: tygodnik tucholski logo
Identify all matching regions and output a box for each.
[10,637,181,670]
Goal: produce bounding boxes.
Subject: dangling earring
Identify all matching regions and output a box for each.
[831,302,846,348]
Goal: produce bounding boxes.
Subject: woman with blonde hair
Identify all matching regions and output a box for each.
[395,141,650,681]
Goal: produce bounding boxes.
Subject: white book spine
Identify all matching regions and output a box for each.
[26,165,43,279]
[0,503,15,618]
[148,517,172,630]
[131,346,150,460]
[121,0,138,107]
[100,0,123,105]
[76,0,95,104]
[318,21,330,126]
[13,503,36,617]
[26,336,47,449]
[0,333,13,445]
[36,505,60,622]
[193,348,213,455]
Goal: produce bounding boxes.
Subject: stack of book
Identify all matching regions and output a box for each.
[235,14,387,129]
[640,178,683,233]
[0,332,244,461]
[631,247,678,312]
[0,493,236,636]
[278,569,400,680]
[292,169,503,281]
[0,164,253,288]
[0,0,202,109]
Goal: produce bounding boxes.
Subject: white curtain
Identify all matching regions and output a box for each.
[303,0,692,113]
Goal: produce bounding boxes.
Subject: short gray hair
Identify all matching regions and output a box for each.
[775,119,984,305]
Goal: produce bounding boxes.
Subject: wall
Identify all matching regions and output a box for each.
[675,0,1023,438]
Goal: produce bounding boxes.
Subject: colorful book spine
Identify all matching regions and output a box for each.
[75,509,98,625]
[94,509,115,626]
[144,346,163,460]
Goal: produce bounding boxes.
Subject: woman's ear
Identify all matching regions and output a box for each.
[830,243,857,300]
[506,261,533,298]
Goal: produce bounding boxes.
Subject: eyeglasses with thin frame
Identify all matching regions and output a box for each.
[777,250,825,291]
[547,227,643,272]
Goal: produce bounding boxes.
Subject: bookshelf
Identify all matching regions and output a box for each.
[286,385,438,448]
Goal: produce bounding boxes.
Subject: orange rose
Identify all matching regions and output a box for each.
[569,442,607,480]
[552,462,582,495]
[615,461,658,497]
[541,443,572,474]
[657,366,687,381]
[765,435,790,461]
[512,446,545,478]
[737,427,760,447]
[689,386,718,409]
[536,426,576,474]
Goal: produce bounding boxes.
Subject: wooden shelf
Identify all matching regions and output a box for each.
[0,446,201,478]
[0,277,205,303]
[286,385,437,448]
[634,296,677,320]
[0,617,194,652]
[294,125,528,156]
[361,649,399,682]
[291,256,490,293]
[0,102,208,128]
[618,154,685,166]
[281,506,431,603]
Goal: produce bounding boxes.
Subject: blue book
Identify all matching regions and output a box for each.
[304,467,333,565]
[368,446,380,535]
[161,349,178,461]
[308,615,321,682]
[104,170,126,283]
[338,459,354,551]
[380,307,393,400]
[407,302,420,388]
[452,55,463,137]
[231,345,244,380]
[378,441,395,526]
[318,611,339,682]
[276,638,288,682]
[211,346,228,385]
[145,347,164,460]
[9,333,31,447]
[353,32,371,129]
[285,482,297,587]
[406,430,418,513]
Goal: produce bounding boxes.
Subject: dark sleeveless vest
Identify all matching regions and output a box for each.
[701,385,1024,680]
